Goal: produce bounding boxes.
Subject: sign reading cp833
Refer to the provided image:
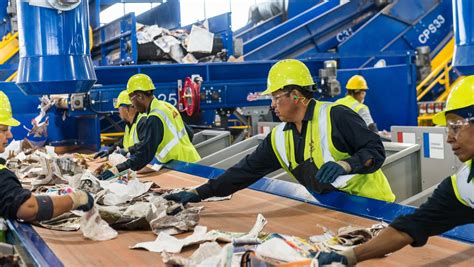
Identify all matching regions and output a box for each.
[418,14,445,44]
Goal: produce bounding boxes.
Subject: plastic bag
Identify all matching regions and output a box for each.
[80,207,118,241]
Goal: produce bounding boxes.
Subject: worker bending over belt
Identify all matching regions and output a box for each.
[317,75,474,266]
[99,74,200,180]
[165,59,395,204]
[336,75,378,132]
[94,90,147,159]
[0,91,93,221]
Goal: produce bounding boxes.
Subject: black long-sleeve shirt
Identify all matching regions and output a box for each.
[0,164,32,219]
[197,100,386,199]
[116,100,194,171]
[390,166,474,247]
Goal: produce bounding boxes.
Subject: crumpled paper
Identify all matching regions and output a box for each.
[80,207,118,241]
[132,225,208,253]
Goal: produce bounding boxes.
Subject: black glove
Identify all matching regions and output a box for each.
[315,161,347,184]
[98,167,119,180]
[116,148,128,156]
[76,193,95,212]
[93,150,109,159]
[164,190,201,205]
[316,251,348,266]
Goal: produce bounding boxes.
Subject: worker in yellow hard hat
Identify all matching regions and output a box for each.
[165,59,394,204]
[316,75,474,266]
[336,75,378,132]
[0,91,94,221]
[94,90,147,159]
[98,74,200,180]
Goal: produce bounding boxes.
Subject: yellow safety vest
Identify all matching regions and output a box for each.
[271,101,395,202]
[336,95,369,114]
[148,98,200,163]
[0,164,5,170]
[451,160,474,208]
[122,113,146,150]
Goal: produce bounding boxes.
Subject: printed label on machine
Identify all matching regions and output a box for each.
[423,133,444,159]
[396,132,416,144]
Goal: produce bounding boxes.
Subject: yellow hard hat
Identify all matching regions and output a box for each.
[432,75,474,125]
[346,75,368,90]
[114,90,132,108]
[262,59,315,95]
[126,74,155,94]
[0,91,20,127]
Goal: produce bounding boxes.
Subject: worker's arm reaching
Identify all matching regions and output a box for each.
[316,176,474,265]
[315,105,385,183]
[165,134,281,204]
[117,116,163,171]
[331,105,385,173]
[0,168,94,221]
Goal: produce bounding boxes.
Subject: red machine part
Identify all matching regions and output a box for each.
[178,77,201,116]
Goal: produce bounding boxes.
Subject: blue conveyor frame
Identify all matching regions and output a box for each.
[7,161,474,266]
[243,0,385,60]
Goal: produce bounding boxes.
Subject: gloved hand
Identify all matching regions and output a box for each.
[98,166,119,180]
[69,191,95,212]
[93,150,109,159]
[316,161,350,184]
[93,146,115,159]
[115,148,128,156]
[316,251,348,266]
[316,249,356,266]
[164,189,201,205]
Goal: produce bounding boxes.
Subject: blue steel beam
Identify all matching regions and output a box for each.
[338,0,453,68]
[166,160,474,245]
[243,0,339,54]
[234,13,284,43]
[452,0,474,75]
[91,52,417,130]
[243,0,384,60]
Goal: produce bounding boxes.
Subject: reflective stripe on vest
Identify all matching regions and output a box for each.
[335,95,367,113]
[317,103,356,188]
[273,103,355,188]
[150,108,187,162]
[123,113,145,150]
[451,160,474,208]
[271,101,395,202]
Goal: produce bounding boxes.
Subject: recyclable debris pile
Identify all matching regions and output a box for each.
[2,140,203,241]
[136,23,229,64]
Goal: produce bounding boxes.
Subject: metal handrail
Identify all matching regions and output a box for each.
[416,54,452,100]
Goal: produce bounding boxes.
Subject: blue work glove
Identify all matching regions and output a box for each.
[316,251,348,266]
[315,161,348,184]
[70,191,95,212]
[98,166,119,180]
[164,190,201,205]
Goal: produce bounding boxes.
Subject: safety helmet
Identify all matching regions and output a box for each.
[433,75,474,125]
[346,75,368,90]
[126,74,155,94]
[0,91,20,127]
[114,90,132,108]
[262,59,315,95]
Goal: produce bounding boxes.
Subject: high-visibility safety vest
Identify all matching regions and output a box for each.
[336,95,369,114]
[148,98,200,163]
[122,113,146,150]
[0,164,4,170]
[271,101,395,202]
[451,160,474,208]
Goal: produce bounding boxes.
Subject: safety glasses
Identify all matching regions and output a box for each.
[445,117,474,136]
[271,91,290,102]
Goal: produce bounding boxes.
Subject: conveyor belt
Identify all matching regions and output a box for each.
[28,169,474,266]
